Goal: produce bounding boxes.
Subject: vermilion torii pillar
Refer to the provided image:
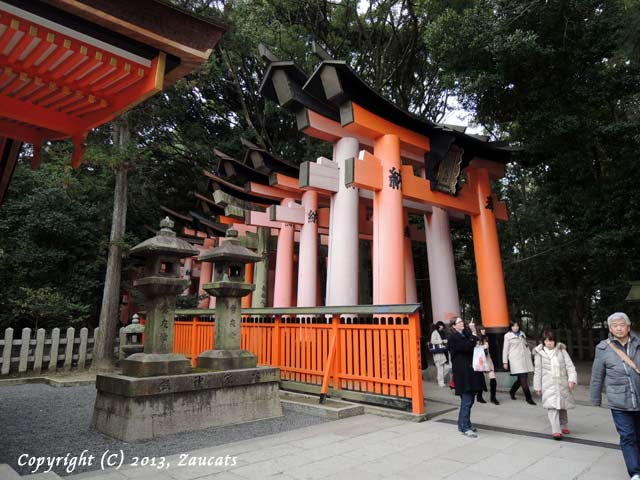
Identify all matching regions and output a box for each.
[273,198,296,308]
[326,137,360,306]
[466,160,510,329]
[404,211,418,304]
[243,180,301,308]
[372,136,406,304]
[243,208,297,307]
[197,237,216,308]
[425,207,460,324]
[270,191,319,307]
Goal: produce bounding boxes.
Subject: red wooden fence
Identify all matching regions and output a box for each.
[173,305,424,414]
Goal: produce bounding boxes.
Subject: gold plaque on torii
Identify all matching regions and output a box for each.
[434,145,464,195]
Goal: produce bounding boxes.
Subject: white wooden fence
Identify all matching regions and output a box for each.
[0,327,121,376]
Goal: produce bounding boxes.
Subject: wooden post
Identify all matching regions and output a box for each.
[408,312,425,414]
[78,327,89,369]
[48,328,60,372]
[18,328,31,373]
[332,314,341,392]
[272,314,281,368]
[320,314,341,403]
[190,315,198,367]
[33,328,45,374]
[1,328,13,375]
[63,327,75,371]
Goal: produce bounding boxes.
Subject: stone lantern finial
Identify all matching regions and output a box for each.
[160,216,175,231]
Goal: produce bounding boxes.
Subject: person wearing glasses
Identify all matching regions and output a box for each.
[447,316,486,438]
[591,312,640,480]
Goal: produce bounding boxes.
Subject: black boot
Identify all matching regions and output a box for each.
[509,381,519,400]
[524,388,536,405]
[490,379,500,405]
[477,392,487,403]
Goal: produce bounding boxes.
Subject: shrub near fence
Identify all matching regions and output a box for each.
[0,327,120,376]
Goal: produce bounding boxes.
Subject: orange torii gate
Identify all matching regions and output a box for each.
[311,60,511,332]
[260,45,515,352]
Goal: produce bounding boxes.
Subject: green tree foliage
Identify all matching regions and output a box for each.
[0,145,113,330]
[424,0,640,330]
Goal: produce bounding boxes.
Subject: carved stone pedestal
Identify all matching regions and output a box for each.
[92,367,282,441]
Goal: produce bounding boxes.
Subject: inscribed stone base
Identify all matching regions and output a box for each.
[196,349,257,371]
[91,367,282,441]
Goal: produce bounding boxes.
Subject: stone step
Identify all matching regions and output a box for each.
[279,390,365,419]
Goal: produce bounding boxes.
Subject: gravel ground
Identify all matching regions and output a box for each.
[0,384,331,477]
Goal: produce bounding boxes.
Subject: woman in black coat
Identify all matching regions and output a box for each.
[448,317,487,437]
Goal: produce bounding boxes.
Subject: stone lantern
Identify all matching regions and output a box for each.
[120,313,145,358]
[197,229,261,370]
[92,224,281,442]
[122,217,199,377]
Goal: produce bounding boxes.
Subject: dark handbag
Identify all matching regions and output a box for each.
[428,342,448,354]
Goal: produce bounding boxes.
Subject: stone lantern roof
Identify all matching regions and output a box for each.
[130,217,199,259]
[198,229,261,264]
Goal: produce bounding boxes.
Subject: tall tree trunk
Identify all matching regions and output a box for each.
[93,121,130,371]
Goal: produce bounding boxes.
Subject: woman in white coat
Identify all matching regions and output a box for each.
[533,330,577,440]
[502,320,536,405]
[431,321,450,387]
[477,326,499,405]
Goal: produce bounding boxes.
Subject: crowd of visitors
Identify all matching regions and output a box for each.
[431,310,640,479]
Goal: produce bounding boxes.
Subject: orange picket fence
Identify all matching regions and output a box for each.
[173,305,424,415]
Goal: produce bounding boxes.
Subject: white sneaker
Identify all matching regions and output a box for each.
[630,475,640,480]
[462,430,478,438]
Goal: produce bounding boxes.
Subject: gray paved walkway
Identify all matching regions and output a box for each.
[2,372,630,480]
[64,380,626,480]
[64,411,626,480]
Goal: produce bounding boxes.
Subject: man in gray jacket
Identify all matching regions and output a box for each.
[591,312,640,480]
